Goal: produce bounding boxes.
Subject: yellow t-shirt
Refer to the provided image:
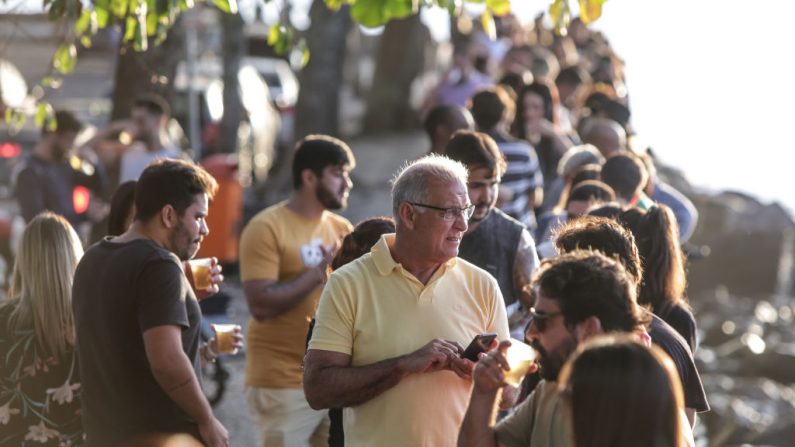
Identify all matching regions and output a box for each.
[309,234,510,447]
[240,201,352,388]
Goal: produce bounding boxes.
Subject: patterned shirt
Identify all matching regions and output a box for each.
[0,305,83,446]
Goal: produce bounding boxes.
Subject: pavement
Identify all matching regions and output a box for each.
[211,131,428,445]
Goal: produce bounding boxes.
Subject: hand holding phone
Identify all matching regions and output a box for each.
[461,333,498,362]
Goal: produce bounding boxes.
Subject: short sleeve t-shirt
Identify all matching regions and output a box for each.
[661,303,698,354]
[119,143,183,183]
[649,315,709,413]
[495,380,573,447]
[239,201,352,388]
[496,379,695,447]
[309,234,510,446]
[72,238,202,446]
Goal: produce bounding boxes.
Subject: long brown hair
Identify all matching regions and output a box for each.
[619,205,688,317]
[560,334,684,447]
[3,212,83,357]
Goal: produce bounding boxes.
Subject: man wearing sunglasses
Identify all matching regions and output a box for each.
[459,251,696,447]
[444,131,540,339]
[305,155,510,447]
[553,216,709,427]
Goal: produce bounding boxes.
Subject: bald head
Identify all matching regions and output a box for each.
[424,105,475,154]
[581,118,626,158]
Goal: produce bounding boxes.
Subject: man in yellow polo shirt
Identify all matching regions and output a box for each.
[304,155,510,447]
[240,135,355,446]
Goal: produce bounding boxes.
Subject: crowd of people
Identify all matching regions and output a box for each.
[0,13,710,447]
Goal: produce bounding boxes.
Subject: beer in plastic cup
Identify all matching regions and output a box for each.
[213,324,239,354]
[503,338,537,387]
[188,258,213,291]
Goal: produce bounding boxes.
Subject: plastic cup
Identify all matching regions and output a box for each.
[503,338,537,387]
[213,324,239,354]
[188,258,213,291]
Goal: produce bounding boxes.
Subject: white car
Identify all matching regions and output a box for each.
[242,56,299,147]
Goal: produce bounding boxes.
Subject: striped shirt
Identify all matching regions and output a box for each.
[489,131,544,228]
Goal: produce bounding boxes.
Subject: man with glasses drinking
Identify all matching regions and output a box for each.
[304,154,510,447]
[458,251,682,447]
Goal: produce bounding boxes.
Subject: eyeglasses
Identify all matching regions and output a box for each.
[408,202,475,221]
[527,307,563,333]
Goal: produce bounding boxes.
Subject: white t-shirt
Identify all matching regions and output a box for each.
[119,143,183,182]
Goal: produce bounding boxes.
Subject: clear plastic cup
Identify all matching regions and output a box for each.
[212,324,239,354]
[188,258,213,291]
[503,338,537,387]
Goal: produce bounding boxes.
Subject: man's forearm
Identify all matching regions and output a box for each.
[247,268,322,320]
[150,351,214,426]
[305,355,408,409]
[458,389,501,447]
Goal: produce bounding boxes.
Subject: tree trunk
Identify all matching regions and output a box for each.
[218,12,244,156]
[110,20,184,120]
[363,14,429,133]
[294,0,351,139]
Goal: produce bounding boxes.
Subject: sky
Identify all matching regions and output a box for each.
[587,0,795,216]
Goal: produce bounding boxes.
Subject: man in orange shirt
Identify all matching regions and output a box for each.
[239,135,355,446]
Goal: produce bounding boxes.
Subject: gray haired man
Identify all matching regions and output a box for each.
[304,154,510,447]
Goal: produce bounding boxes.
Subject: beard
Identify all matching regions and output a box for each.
[170,220,200,261]
[316,182,344,210]
[468,203,494,224]
[531,335,578,382]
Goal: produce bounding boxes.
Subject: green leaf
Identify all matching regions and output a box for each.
[48,0,66,20]
[578,0,606,24]
[4,108,27,133]
[267,24,281,46]
[146,11,158,36]
[485,0,510,16]
[124,16,138,42]
[549,0,571,36]
[35,103,55,129]
[96,7,110,28]
[325,0,347,10]
[41,76,63,88]
[350,0,416,28]
[212,0,238,14]
[297,38,310,68]
[52,43,77,74]
[65,0,80,19]
[350,0,390,28]
[75,9,97,35]
[481,10,495,40]
[110,0,129,19]
[384,0,414,21]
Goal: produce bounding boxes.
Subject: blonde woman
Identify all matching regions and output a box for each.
[0,212,84,446]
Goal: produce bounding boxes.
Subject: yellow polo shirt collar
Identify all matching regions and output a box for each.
[371,233,458,279]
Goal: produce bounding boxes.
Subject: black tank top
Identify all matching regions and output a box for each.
[458,208,524,306]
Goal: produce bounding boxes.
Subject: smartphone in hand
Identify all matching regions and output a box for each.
[461,333,498,361]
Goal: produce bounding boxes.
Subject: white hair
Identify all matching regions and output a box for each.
[391,154,469,217]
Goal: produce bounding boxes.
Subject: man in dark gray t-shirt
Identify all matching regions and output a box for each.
[73,159,230,447]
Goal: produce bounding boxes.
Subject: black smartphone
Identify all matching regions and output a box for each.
[461,333,498,361]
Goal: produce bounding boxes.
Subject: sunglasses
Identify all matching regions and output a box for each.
[526,307,563,333]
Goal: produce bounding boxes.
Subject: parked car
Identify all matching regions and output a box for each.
[242,55,298,146]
